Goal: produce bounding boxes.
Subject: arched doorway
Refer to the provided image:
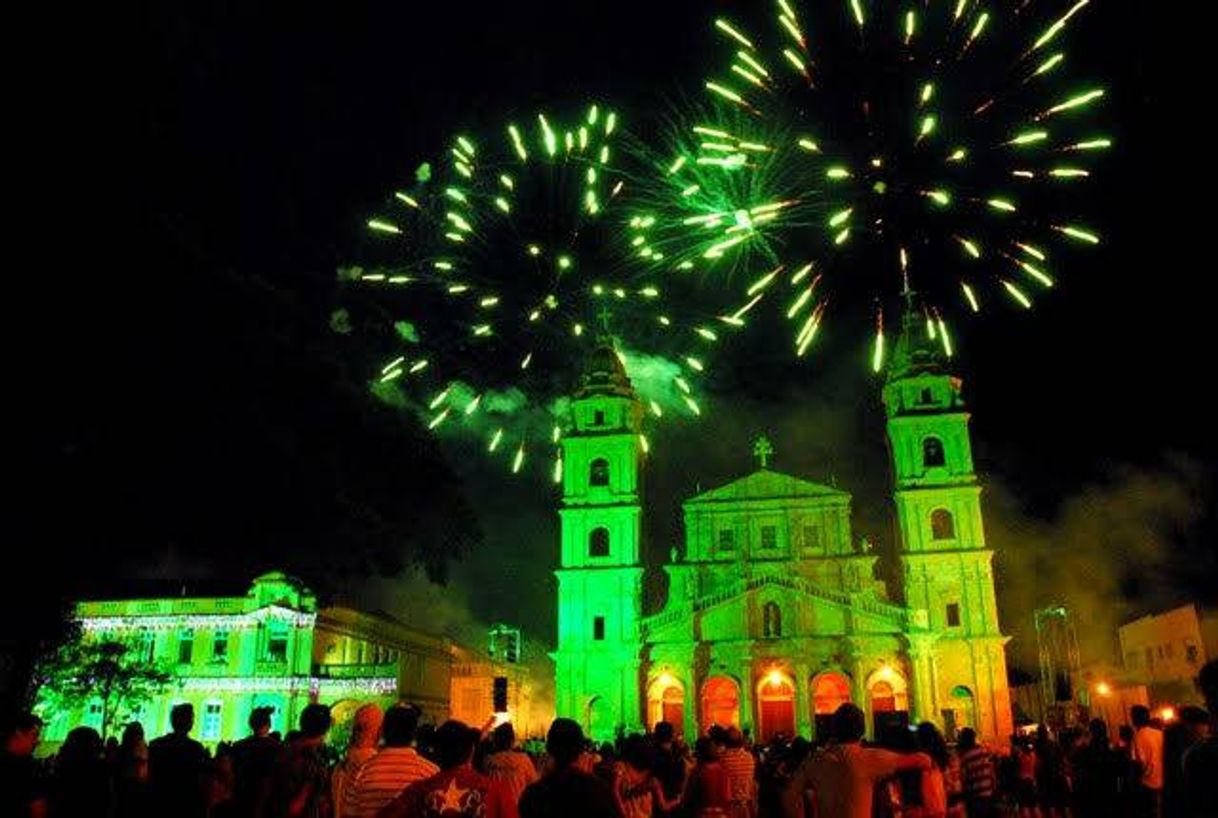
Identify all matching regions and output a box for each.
[757,671,795,742]
[701,676,740,732]
[942,685,976,742]
[647,674,686,736]
[811,672,852,741]
[867,668,910,738]
[586,695,612,740]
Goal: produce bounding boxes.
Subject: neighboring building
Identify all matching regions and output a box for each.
[37,572,520,745]
[1119,603,1214,707]
[450,642,547,738]
[553,300,1014,744]
[313,605,455,727]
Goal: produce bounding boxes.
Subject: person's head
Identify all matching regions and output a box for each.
[917,722,949,769]
[170,703,194,734]
[350,703,384,749]
[491,721,515,752]
[545,718,585,767]
[1035,724,1051,744]
[653,721,674,743]
[1199,659,1218,719]
[434,720,479,769]
[121,721,145,748]
[60,726,103,768]
[1088,718,1108,747]
[694,736,719,763]
[1118,724,1134,745]
[299,704,331,741]
[621,734,652,771]
[1179,705,1210,739]
[2,711,43,756]
[382,704,420,748]
[598,741,615,760]
[724,726,745,750]
[707,724,728,748]
[957,727,977,751]
[831,703,866,744]
[1131,705,1151,728]
[249,706,273,736]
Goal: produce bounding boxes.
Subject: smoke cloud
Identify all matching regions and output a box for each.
[988,458,1210,670]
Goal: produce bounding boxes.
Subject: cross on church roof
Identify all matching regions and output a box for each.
[596,307,613,334]
[753,435,774,469]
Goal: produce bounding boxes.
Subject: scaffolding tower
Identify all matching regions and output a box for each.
[1034,605,1082,727]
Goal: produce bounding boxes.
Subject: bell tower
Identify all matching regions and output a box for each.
[552,334,645,739]
[884,295,1013,743]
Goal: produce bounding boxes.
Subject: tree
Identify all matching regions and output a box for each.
[32,635,176,740]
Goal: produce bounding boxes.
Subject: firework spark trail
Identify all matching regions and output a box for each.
[677,0,1109,367]
[347,106,731,476]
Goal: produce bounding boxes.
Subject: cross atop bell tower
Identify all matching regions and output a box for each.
[753,435,774,469]
[596,306,613,335]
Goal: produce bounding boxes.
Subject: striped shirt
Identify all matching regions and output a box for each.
[720,747,757,805]
[484,750,538,807]
[958,747,996,798]
[344,747,439,818]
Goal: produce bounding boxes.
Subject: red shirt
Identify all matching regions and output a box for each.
[378,767,516,818]
[685,761,732,813]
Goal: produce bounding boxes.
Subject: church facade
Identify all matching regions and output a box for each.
[552,306,1014,745]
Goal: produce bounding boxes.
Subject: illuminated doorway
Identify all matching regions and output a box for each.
[647,674,686,736]
[701,676,741,731]
[757,671,795,742]
[811,671,852,740]
[867,668,910,738]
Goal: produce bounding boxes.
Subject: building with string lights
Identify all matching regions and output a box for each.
[553,301,1014,744]
[37,572,475,746]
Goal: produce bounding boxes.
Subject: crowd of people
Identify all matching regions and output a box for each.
[4,658,1216,818]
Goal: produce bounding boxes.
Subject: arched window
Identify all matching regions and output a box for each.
[931,509,955,540]
[763,602,782,638]
[922,437,946,468]
[589,527,610,557]
[589,458,610,487]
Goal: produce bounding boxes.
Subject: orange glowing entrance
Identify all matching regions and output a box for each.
[757,673,795,742]
[811,672,852,740]
[701,676,740,730]
[647,674,686,736]
[867,668,910,737]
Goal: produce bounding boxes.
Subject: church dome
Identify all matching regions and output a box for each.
[887,294,949,382]
[575,337,636,399]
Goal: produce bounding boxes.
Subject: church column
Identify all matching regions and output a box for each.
[794,660,813,738]
[843,638,867,711]
[929,650,943,722]
[682,664,698,739]
[907,635,937,724]
[737,657,755,734]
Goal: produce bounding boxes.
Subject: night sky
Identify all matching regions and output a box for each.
[10,1,1214,677]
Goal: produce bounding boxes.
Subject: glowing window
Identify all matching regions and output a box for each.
[931,509,955,540]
